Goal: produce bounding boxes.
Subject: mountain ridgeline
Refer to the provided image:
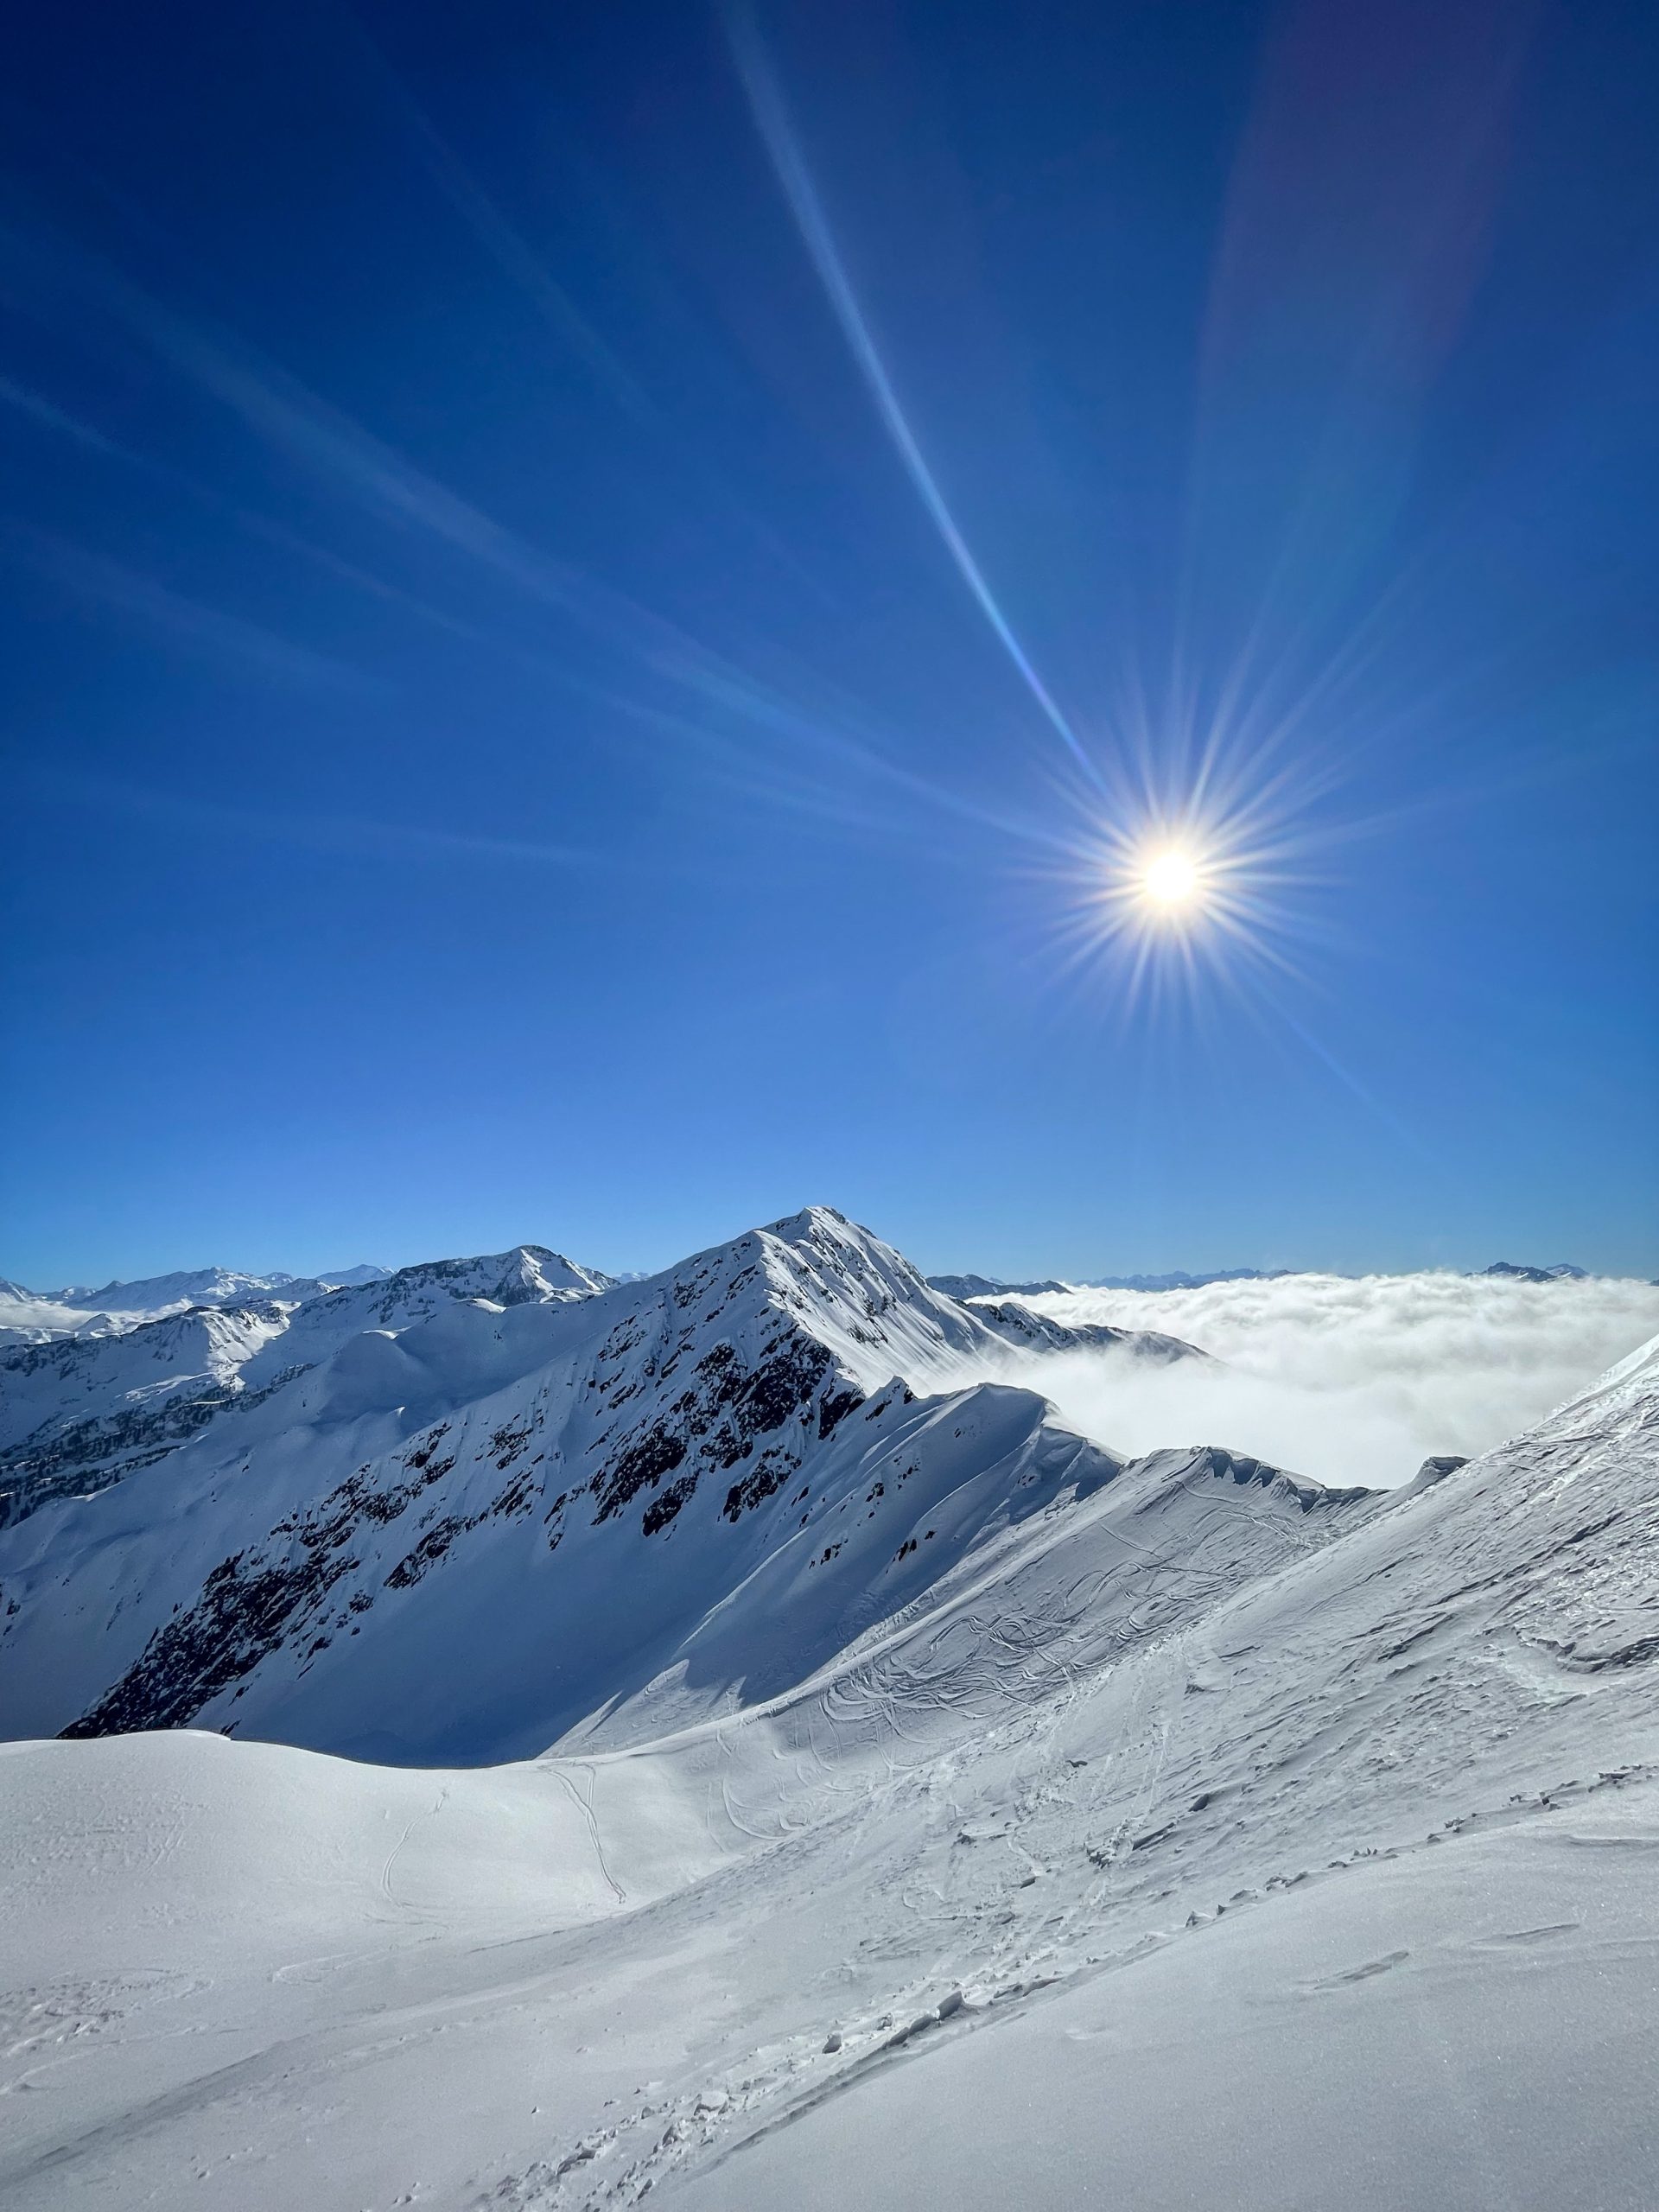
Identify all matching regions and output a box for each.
[0,1245,613,1529]
[0,1209,1228,1759]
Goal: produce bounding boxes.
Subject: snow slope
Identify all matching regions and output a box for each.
[660,1796,1659,2212]
[2,1221,1656,2211]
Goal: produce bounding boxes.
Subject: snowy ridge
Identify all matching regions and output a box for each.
[0,1243,613,1529]
[964,1294,1208,1362]
[1,1209,1216,1758]
[1482,1258,1589,1282]
[0,1264,331,1345]
[0,1249,601,1345]
[925,1271,1068,1299]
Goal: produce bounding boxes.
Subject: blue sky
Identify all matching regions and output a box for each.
[2,0,1655,1287]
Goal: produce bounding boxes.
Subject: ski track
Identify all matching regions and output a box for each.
[556,1769,626,1909]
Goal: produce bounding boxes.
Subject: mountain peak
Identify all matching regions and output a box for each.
[1,1206,1211,1758]
[1481,1260,1587,1283]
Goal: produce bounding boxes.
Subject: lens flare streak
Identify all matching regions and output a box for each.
[729,10,1103,792]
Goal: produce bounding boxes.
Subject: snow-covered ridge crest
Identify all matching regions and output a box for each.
[0,1246,610,1347]
[0,1206,1226,1760]
[0,1265,345,1345]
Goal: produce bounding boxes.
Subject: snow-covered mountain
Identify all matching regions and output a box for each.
[0,1254,572,1346]
[56,1264,313,1310]
[0,1210,1205,1758]
[0,1244,613,1529]
[1482,1258,1589,1282]
[963,1296,1210,1361]
[3,1207,1656,2211]
[0,1265,324,1344]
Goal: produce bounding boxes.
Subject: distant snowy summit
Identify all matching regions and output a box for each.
[0,1250,604,1347]
[51,1261,397,1309]
[926,1272,1069,1300]
[1480,1259,1588,1283]
[0,1260,394,1345]
[0,1243,616,1528]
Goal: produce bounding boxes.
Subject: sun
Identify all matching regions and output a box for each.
[1047,785,1299,1014]
[1141,848,1201,909]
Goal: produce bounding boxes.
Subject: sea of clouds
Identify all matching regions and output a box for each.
[957,1271,1659,1490]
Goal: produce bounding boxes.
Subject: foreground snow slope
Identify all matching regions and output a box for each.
[0,1211,1201,1758]
[660,1797,1659,2212]
[2,1329,1656,2210]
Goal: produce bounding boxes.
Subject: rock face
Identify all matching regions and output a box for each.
[0,1209,1251,1763]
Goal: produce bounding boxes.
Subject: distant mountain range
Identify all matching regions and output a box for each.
[0,1262,395,1346]
[0,1246,614,1529]
[1480,1260,1589,1282]
[927,1268,1287,1298]
[930,1261,1600,1298]
[3,1254,1610,1355]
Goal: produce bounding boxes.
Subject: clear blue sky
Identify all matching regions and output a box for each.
[2,0,1655,1288]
